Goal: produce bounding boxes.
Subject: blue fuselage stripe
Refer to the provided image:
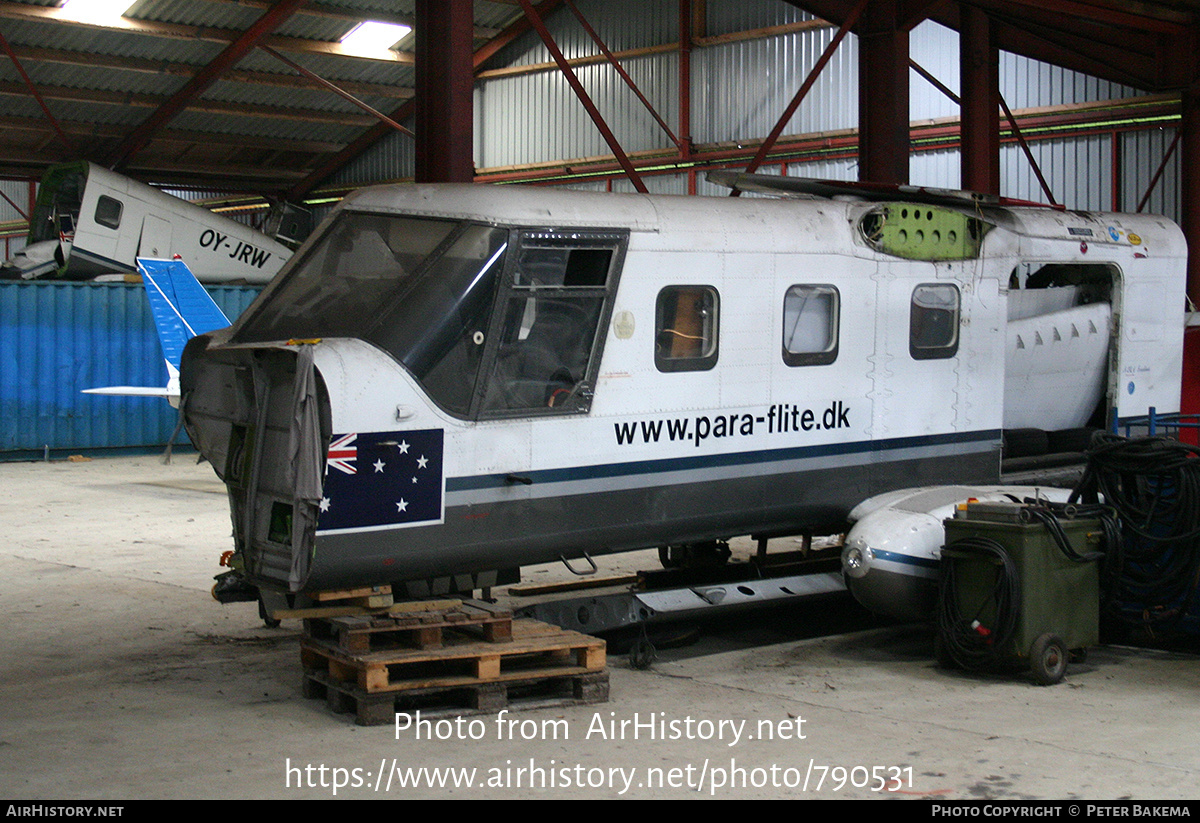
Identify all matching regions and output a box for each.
[873,549,941,570]
[446,428,1000,492]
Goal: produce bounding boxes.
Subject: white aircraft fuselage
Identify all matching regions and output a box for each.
[180,182,1186,595]
[2,161,291,284]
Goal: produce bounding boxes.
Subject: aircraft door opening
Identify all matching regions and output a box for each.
[1002,262,1117,464]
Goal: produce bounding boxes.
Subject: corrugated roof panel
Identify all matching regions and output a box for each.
[1000,134,1112,211]
[199,77,395,115]
[474,0,523,32]
[783,156,859,182]
[484,0,678,67]
[168,108,360,143]
[1000,51,1139,109]
[1,59,190,98]
[3,96,144,127]
[232,49,415,88]
[127,0,264,31]
[703,0,811,36]
[0,179,32,224]
[0,15,227,64]
[610,173,688,195]
[910,147,961,191]
[477,51,679,169]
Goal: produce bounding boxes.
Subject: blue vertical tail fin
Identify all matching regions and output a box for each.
[138,257,230,375]
[83,257,230,406]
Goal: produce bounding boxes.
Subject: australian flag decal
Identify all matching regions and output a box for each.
[317,429,445,533]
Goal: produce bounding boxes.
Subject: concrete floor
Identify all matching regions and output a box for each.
[1,454,1198,800]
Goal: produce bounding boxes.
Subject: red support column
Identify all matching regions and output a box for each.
[415,0,475,183]
[857,0,909,185]
[959,4,1000,196]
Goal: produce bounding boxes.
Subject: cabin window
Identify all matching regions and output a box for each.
[910,283,960,359]
[656,286,719,372]
[95,195,122,230]
[478,231,625,417]
[783,284,839,366]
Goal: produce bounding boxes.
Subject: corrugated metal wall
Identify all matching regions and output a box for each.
[0,177,32,260]
[325,2,1183,222]
[0,281,260,458]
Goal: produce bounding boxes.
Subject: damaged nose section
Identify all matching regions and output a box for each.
[181,332,331,593]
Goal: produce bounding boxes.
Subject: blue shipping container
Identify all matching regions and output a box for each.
[0,280,261,458]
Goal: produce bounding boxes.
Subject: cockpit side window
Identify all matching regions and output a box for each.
[477,231,626,418]
[235,212,459,343]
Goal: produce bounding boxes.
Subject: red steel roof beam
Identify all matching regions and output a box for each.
[998,90,1058,206]
[732,0,865,195]
[258,45,414,138]
[517,0,648,193]
[680,0,694,192]
[107,0,309,171]
[0,29,76,157]
[994,0,1189,36]
[287,0,562,200]
[1181,83,1200,304]
[563,0,684,152]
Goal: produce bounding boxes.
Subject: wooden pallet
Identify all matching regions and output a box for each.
[303,668,610,726]
[301,618,605,695]
[303,600,513,654]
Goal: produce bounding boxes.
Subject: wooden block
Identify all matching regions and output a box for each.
[342,632,371,654]
[328,657,357,684]
[482,621,513,643]
[356,694,397,726]
[414,626,442,648]
[312,585,392,602]
[363,663,390,693]
[575,672,610,702]
[475,654,501,680]
[471,683,508,712]
[579,645,606,670]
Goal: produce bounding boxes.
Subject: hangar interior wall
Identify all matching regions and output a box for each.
[330,0,1181,223]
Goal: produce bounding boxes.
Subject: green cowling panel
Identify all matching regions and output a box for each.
[861,204,990,261]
